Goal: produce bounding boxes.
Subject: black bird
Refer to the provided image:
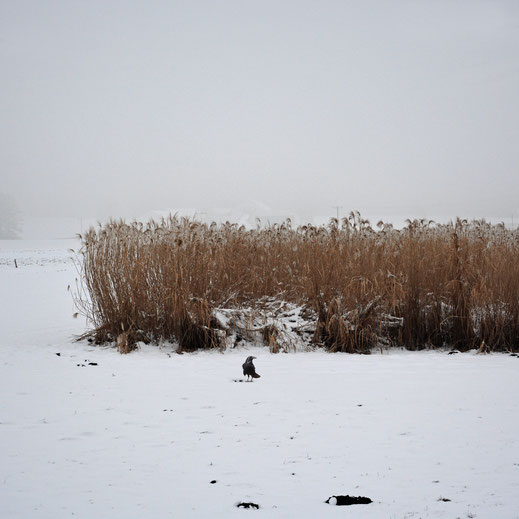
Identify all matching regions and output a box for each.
[242,356,260,381]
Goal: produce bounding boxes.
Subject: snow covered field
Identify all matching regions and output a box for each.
[1,240,518,518]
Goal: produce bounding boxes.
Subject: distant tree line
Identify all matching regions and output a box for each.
[0,192,23,239]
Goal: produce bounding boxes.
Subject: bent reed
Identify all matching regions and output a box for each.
[74,212,519,353]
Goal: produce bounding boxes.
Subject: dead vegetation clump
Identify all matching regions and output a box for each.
[74,213,519,353]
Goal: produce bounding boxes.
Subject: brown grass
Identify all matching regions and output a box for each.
[74,213,519,353]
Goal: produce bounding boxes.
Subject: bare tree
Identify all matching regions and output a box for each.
[0,193,23,239]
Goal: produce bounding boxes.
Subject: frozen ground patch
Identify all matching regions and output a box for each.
[1,240,518,518]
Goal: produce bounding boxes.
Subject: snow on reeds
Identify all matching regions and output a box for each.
[74,213,519,353]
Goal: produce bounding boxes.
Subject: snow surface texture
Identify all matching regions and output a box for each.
[1,240,519,518]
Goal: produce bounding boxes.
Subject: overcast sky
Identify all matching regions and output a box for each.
[1,0,518,223]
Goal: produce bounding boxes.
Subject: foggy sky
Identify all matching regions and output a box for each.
[1,0,518,223]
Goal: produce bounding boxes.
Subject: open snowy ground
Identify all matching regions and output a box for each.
[1,240,518,518]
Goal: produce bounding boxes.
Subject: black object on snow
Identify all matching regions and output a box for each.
[325,495,372,505]
[237,502,259,509]
[242,356,260,381]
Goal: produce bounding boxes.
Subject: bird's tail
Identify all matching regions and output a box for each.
[252,373,260,378]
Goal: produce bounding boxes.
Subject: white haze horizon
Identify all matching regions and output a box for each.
[19,205,519,241]
[2,0,519,236]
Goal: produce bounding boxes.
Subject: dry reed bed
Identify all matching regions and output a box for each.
[74,213,519,353]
